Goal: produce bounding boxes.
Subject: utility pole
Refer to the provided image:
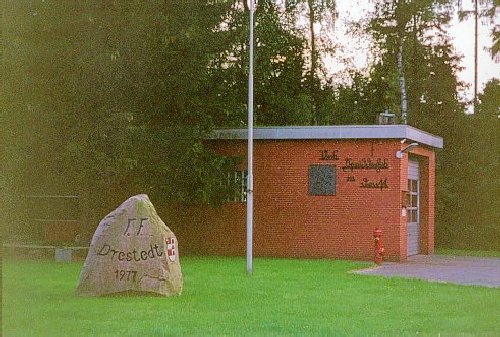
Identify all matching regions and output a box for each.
[474,0,478,113]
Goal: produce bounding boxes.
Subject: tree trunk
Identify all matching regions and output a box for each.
[308,0,317,124]
[397,42,408,124]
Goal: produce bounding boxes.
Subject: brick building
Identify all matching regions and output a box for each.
[169,125,443,262]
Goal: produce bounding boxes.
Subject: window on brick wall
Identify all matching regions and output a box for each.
[225,170,248,202]
[308,165,336,196]
[407,178,419,222]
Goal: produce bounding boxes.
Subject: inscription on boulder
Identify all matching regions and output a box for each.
[76,194,182,296]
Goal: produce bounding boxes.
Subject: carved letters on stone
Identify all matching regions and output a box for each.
[76,194,182,297]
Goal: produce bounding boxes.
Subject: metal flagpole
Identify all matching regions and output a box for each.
[473,0,478,113]
[246,0,254,275]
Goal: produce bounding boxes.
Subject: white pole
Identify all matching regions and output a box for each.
[473,0,478,113]
[246,0,254,275]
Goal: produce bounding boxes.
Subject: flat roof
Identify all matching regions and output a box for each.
[210,125,443,149]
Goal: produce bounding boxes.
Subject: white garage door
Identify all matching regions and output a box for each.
[407,160,420,256]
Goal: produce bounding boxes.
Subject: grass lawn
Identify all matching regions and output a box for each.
[2,257,499,336]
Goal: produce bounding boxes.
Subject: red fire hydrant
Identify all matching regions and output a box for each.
[373,228,384,265]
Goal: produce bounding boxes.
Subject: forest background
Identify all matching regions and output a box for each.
[2,0,499,250]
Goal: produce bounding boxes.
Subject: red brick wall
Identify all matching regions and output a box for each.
[165,139,436,262]
[398,155,409,258]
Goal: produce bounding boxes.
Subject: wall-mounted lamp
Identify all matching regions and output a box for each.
[396,142,419,158]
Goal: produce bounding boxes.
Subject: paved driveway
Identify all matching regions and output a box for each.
[354,255,500,288]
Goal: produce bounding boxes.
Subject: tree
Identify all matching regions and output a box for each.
[436,79,500,250]
[365,0,459,125]
[208,0,315,126]
[330,68,396,125]
[457,0,499,109]
[1,1,241,242]
[284,0,338,123]
[467,78,500,249]
[476,78,500,116]
[459,1,500,56]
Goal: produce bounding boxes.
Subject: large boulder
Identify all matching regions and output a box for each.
[76,194,182,296]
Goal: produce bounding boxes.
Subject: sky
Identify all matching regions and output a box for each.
[329,0,499,107]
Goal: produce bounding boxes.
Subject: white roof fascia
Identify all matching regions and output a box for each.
[210,125,443,149]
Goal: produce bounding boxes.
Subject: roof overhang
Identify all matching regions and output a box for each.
[210,125,443,149]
